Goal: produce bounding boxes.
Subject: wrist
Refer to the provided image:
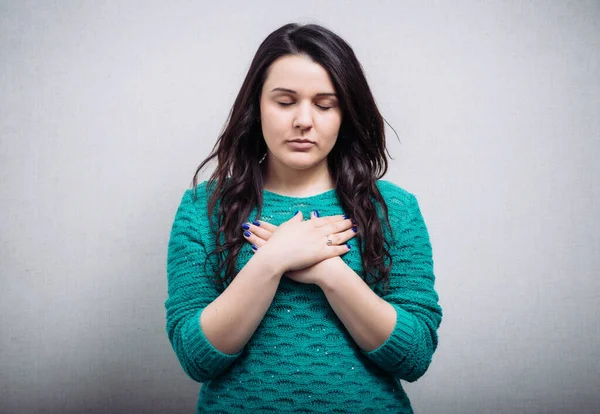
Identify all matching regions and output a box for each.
[315,257,346,290]
[253,245,287,276]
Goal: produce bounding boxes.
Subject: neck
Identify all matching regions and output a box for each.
[261,157,335,197]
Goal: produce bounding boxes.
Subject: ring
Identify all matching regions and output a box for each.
[326,234,333,246]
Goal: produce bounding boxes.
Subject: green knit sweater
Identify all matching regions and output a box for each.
[165,179,442,413]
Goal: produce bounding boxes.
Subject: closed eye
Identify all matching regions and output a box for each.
[277,102,332,110]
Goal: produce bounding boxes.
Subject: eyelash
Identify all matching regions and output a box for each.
[277,102,332,111]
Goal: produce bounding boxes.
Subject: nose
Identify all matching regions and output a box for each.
[293,101,313,130]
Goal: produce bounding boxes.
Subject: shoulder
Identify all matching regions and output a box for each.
[172,180,217,229]
[178,180,218,209]
[375,179,431,245]
[375,179,418,214]
[374,179,426,244]
[170,180,220,248]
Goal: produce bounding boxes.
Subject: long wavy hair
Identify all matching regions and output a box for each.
[192,23,398,292]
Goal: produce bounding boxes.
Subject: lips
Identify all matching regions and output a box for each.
[286,140,315,150]
[288,139,314,144]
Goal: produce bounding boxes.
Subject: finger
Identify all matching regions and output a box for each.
[324,243,352,258]
[247,238,266,253]
[242,221,274,240]
[320,218,354,235]
[285,210,303,223]
[251,219,278,234]
[333,227,358,245]
[242,229,268,249]
[310,213,349,227]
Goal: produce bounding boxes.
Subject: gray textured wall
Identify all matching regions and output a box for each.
[1,1,599,413]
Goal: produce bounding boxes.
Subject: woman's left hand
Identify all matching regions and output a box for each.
[242,211,353,285]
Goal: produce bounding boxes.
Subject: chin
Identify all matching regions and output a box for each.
[279,154,323,170]
[283,161,318,171]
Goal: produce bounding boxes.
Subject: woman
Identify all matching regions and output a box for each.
[165,22,442,413]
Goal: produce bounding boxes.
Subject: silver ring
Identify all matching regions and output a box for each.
[326,234,333,246]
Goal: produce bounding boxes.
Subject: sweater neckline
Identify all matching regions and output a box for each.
[262,187,337,202]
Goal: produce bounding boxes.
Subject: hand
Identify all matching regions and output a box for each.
[285,255,347,286]
[241,211,357,274]
[285,213,356,285]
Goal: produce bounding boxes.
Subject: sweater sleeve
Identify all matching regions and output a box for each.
[165,187,243,383]
[360,191,443,382]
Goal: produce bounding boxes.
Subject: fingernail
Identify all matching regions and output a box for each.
[252,220,261,226]
[243,230,251,237]
[346,243,351,249]
[241,223,250,230]
[352,226,357,232]
[313,210,320,217]
[293,210,299,216]
[343,214,348,219]
[251,244,258,251]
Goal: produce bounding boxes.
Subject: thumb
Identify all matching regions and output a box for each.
[288,210,303,222]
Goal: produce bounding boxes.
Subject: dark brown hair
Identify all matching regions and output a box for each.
[192,23,398,292]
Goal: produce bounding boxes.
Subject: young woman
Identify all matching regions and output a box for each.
[165,22,442,413]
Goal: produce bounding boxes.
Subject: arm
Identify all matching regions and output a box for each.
[165,188,284,383]
[317,257,397,352]
[317,193,442,382]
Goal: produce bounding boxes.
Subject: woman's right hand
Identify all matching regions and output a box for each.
[253,211,356,273]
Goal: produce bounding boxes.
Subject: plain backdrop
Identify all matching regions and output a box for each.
[1,1,599,413]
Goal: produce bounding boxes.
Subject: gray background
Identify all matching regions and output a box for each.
[1,1,599,413]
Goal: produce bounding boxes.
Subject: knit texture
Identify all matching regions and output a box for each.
[165,179,442,413]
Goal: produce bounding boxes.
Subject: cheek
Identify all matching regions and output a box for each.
[324,137,339,153]
[319,114,342,139]
[262,106,288,133]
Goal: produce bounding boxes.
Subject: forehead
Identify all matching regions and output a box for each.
[263,54,336,94]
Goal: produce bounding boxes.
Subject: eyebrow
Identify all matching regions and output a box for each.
[270,87,337,97]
